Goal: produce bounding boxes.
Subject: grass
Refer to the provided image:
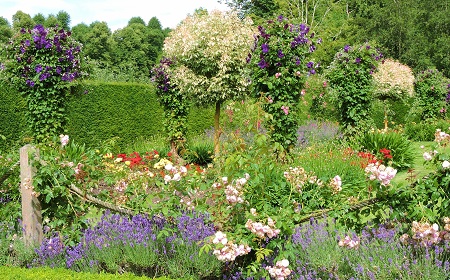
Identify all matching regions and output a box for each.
[393,141,450,184]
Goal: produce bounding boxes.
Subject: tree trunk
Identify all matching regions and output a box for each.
[214,101,222,156]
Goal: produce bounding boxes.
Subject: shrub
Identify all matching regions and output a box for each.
[404,119,450,141]
[355,130,414,170]
[413,69,448,121]
[248,15,320,152]
[2,25,86,141]
[326,43,382,132]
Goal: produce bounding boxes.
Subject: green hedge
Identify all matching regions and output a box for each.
[0,266,173,280]
[0,81,28,147]
[0,81,214,150]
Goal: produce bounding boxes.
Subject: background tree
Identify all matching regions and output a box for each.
[12,11,35,30]
[347,0,449,77]
[128,16,146,26]
[71,23,90,45]
[44,14,60,28]
[164,10,255,154]
[220,0,279,23]
[111,22,153,79]
[147,16,162,30]
[56,10,71,30]
[84,21,113,64]
[32,13,46,26]
[0,17,12,44]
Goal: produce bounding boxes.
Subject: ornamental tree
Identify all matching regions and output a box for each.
[2,25,85,141]
[163,10,255,155]
[248,15,320,152]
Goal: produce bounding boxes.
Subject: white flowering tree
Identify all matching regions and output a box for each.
[163,10,255,154]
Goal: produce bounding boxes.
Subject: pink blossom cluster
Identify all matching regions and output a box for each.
[245,217,281,239]
[329,175,342,194]
[422,149,438,161]
[59,134,69,146]
[338,235,360,249]
[265,259,292,280]
[215,174,249,205]
[212,231,251,262]
[284,166,322,194]
[400,221,442,247]
[163,163,188,183]
[435,129,450,145]
[364,162,397,186]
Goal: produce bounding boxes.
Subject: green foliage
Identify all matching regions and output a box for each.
[151,58,189,150]
[249,16,320,152]
[0,82,214,151]
[306,75,339,121]
[184,136,214,165]
[370,98,414,129]
[326,43,382,132]
[404,120,450,142]
[32,137,105,244]
[413,69,448,121]
[355,130,414,170]
[0,266,164,279]
[111,23,164,80]
[388,133,450,224]
[0,81,29,146]
[2,24,86,142]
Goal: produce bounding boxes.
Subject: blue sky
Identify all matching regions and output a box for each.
[0,0,229,31]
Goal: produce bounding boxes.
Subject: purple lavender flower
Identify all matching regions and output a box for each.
[35,65,43,73]
[306,61,314,69]
[355,57,361,64]
[261,43,269,53]
[344,45,350,53]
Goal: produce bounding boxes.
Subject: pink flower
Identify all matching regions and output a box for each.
[281,105,289,115]
[60,134,69,146]
[275,72,282,78]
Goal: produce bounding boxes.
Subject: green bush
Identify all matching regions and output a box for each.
[356,130,414,170]
[370,97,414,129]
[404,119,450,141]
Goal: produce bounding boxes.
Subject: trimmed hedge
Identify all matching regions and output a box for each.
[0,81,28,147]
[0,81,214,150]
[0,266,172,279]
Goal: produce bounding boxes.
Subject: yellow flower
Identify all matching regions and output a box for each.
[103,153,113,159]
[125,161,131,166]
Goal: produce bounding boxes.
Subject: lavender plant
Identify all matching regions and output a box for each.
[2,25,86,141]
[248,15,320,153]
[33,211,221,279]
[289,218,450,279]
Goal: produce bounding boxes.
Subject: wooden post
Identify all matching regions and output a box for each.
[20,145,43,246]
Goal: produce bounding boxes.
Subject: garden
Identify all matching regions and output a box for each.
[1,10,450,280]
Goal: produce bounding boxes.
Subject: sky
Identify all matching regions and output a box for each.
[0,0,230,31]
